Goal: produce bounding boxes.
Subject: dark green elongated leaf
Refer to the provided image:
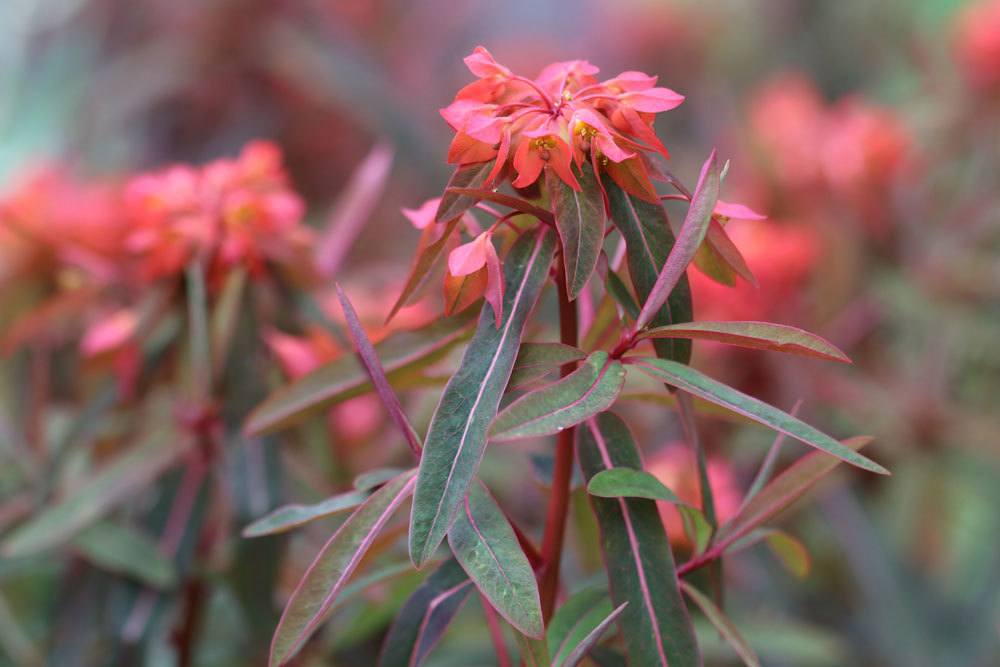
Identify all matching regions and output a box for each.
[378,559,472,667]
[629,358,887,475]
[245,312,474,436]
[680,581,760,667]
[636,151,719,330]
[72,521,177,588]
[447,482,543,638]
[713,436,875,549]
[242,490,369,538]
[605,270,640,321]
[490,351,625,442]
[587,468,687,505]
[2,430,188,557]
[435,160,496,223]
[508,342,586,391]
[355,467,411,492]
[410,228,555,566]
[270,470,416,667]
[562,603,628,667]
[692,219,756,287]
[639,321,850,363]
[546,162,605,299]
[547,586,624,667]
[606,180,692,364]
[578,413,700,666]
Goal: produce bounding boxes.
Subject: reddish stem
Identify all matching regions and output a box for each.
[480,594,513,667]
[538,267,578,620]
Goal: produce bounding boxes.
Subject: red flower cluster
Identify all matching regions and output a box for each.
[440,46,684,201]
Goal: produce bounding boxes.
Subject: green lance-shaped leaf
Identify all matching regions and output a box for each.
[561,602,628,667]
[714,436,875,549]
[72,521,178,589]
[680,581,760,667]
[639,320,850,363]
[606,180,692,364]
[269,470,416,667]
[447,482,544,638]
[410,228,555,566]
[692,218,756,287]
[245,312,474,436]
[490,351,625,442]
[635,150,720,331]
[378,559,473,667]
[587,467,688,505]
[355,467,411,492]
[507,342,586,390]
[547,586,627,667]
[577,412,701,667]
[435,160,497,224]
[546,161,605,299]
[242,490,369,538]
[629,358,888,475]
[2,429,188,558]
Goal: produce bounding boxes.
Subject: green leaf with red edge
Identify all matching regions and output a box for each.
[490,351,625,442]
[444,266,488,316]
[692,219,756,287]
[447,481,543,638]
[629,358,887,475]
[378,559,472,667]
[269,469,416,667]
[546,161,605,300]
[605,269,640,321]
[587,467,688,505]
[606,181,692,365]
[547,586,626,667]
[636,150,720,330]
[244,312,474,437]
[410,228,555,567]
[713,436,875,549]
[561,603,628,667]
[387,214,465,322]
[639,321,850,363]
[680,581,760,667]
[507,342,586,391]
[242,490,368,538]
[435,160,496,223]
[336,284,423,455]
[577,412,700,667]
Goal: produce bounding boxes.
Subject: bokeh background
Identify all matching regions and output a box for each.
[1,0,998,665]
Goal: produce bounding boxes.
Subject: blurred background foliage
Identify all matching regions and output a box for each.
[0,0,997,665]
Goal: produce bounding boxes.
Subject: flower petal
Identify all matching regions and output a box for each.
[714,200,767,221]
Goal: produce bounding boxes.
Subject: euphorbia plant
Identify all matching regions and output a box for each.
[247,46,889,667]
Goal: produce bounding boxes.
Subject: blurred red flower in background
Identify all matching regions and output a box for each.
[953,0,1000,92]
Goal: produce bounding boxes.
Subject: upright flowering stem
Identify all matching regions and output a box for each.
[538,263,578,620]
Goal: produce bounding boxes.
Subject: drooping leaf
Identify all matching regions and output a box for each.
[680,581,760,667]
[546,161,605,299]
[270,470,417,667]
[2,429,189,557]
[245,313,474,436]
[507,342,586,391]
[337,284,422,455]
[577,412,700,666]
[765,530,812,579]
[435,160,497,223]
[629,358,887,475]
[447,482,543,638]
[640,321,850,363]
[410,228,555,566]
[606,180,692,364]
[547,586,623,667]
[444,266,488,316]
[713,436,875,549]
[242,490,369,538]
[561,603,628,667]
[490,351,625,442]
[378,559,472,667]
[587,468,687,504]
[387,214,465,322]
[72,521,177,589]
[635,150,720,331]
[692,219,756,287]
[355,467,411,492]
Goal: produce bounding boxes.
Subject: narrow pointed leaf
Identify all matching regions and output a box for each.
[355,467,411,492]
[507,342,586,390]
[435,160,497,223]
[444,266,488,316]
[245,313,474,436]
[629,358,887,474]
[270,470,416,667]
[636,150,719,330]
[72,521,177,589]
[605,270,640,321]
[578,412,700,666]
[765,530,811,579]
[547,586,622,667]
[378,559,472,667]
[387,214,465,322]
[587,468,688,505]
[546,162,605,299]
[410,228,555,566]
[606,181,692,364]
[640,321,850,363]
[447,482,543,638]
[242,490,369,538]
[562,603,628,667]
[714,436,875,548]
[490,351,625,442]
[680,581,760,667]
[693,219,756,287]
[337,284,422,455]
